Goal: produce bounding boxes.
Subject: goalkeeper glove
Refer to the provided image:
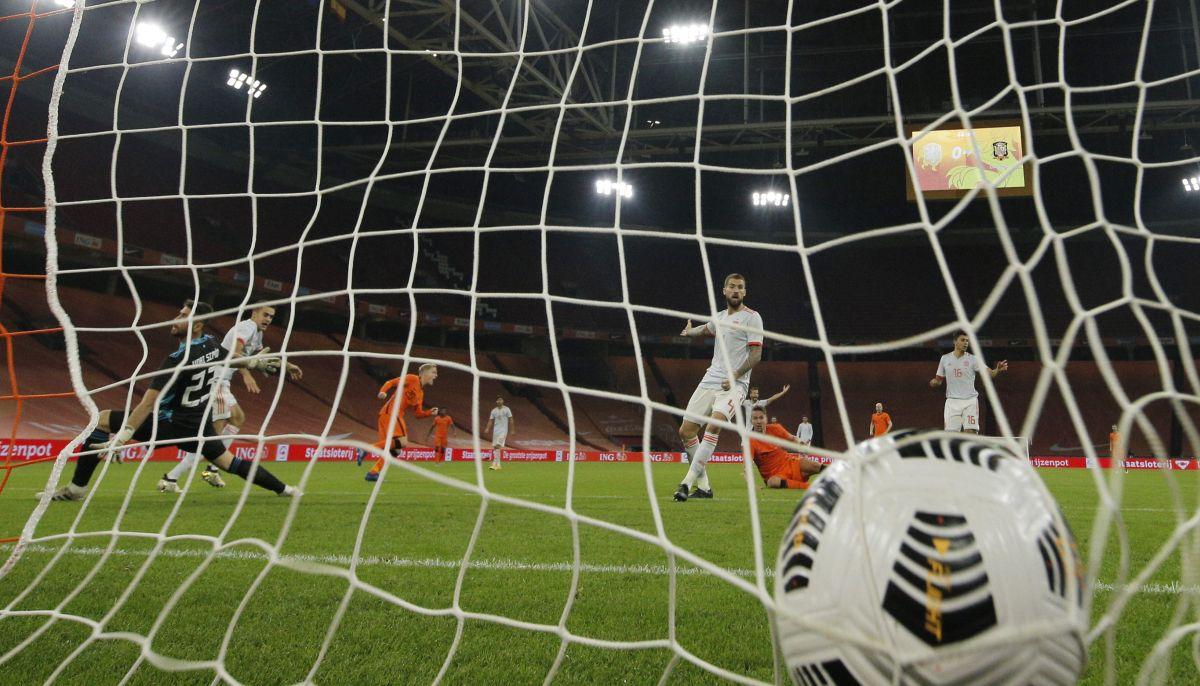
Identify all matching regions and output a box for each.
[88,424,136,462]
[245,347,282,375]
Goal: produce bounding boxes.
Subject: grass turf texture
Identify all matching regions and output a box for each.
[0,461,1194,685]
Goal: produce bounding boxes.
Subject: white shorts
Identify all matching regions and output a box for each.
[684,384,746,424]
[944,397,980,432]
[492,432,507,449]
[211,380,238,421]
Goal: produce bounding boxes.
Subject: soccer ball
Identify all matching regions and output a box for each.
[774,431,1086,685]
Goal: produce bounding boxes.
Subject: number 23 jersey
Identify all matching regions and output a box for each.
[151,334,232,428]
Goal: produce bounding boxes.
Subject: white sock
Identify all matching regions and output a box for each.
[682,436,707,490]
[696,470,711,492]
[217,424,240,459]
[222,424,239,442]
[492,448,500,463]
[167,451,203,481]
[683,432,719,488]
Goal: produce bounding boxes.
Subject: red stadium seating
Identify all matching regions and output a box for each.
[1,282,1192,457]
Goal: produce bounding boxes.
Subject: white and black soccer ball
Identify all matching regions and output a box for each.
[774,431,1087,686]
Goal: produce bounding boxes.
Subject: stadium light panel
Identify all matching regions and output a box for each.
[595,178,633,198]
[54,0,75,7]
[134,22,183,58]
[662,24,708,44]
[227,69,268,98]
[1185,178,1194,192]
[752,191,789,207]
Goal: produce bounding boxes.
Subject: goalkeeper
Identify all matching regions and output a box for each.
[41,301,299,501]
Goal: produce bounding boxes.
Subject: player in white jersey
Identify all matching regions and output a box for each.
[484,396,514,471]
[158,304,302,492]
[674,273,764,502]
[795,416,813,446]
[740,384,790,424]
[929,330,1007,433]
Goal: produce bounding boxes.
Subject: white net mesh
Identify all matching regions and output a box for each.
[1,0,1199,684]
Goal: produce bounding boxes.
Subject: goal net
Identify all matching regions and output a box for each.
[2,0,1199,684]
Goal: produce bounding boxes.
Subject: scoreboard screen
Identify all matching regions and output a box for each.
[906,122,1031,200]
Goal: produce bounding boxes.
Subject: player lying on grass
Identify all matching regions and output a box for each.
[41,301,300,502]
[747,407,823,489]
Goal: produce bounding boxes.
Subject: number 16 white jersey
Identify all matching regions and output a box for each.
[936,352,981,399]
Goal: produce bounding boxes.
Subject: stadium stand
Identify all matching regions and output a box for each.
[0,280,1186,457]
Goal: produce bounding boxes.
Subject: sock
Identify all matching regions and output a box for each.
[683,432,719,489]
[682,436,710,491]
[168,451,203,481]
[224,456,286,494]
[368,457,384,475]
[683,436,699,460]
[217,424,240,460]
[69,428,109,488]
[207,425,240,471]
[493,448,500,464]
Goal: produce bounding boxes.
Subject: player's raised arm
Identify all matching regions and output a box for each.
[760,384,790,407]
[989,359,1009,377]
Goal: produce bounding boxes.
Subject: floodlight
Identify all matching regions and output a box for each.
[1185,178,1194,192]
[227,69,268,98]
[595,179,633,198]
[663,24,708,44]
[53,0,75,7]
[134,21,183,58]
[752,191,789,207]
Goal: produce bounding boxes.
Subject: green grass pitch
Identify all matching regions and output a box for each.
[0,461,1194,685]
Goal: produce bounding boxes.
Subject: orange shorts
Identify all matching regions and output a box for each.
[434,436,448,449]
[376,413,407,447]
[769,459,808,487]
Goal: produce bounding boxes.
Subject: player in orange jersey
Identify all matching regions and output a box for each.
[869,402,893,438]
[426,408,455,461]
[1109,424,1125,463]
[365,363,438,482]
[747,407,823,489]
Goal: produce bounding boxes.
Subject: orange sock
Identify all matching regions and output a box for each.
[368,457,385,474]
